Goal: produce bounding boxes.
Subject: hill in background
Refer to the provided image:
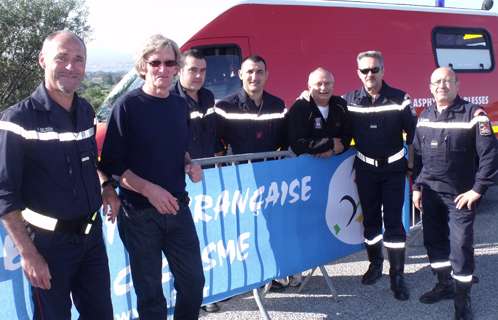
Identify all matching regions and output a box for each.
[87,47,134,72]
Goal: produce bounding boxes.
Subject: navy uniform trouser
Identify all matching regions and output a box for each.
[356,170,407,243]
[421,188,477,277]
[31,224,113,320]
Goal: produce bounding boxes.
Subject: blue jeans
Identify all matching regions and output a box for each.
[118,202,205,320]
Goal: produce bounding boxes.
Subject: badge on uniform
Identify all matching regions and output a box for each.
[370,123,378,130]
[431,140,438,148]
[255,131,264,139]
[314,118,323,129]
[479,122,491,136]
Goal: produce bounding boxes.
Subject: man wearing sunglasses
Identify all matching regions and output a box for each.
[342,51,417,301]
[100,34,205,319]
[411,67,498,320]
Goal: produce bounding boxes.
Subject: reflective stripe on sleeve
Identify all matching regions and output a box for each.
[214,107,287,120]
[417,115,489,129]
[190,107,215,119]
[0,121,95,142]
[348,99,411,114]
[22,208,57,231]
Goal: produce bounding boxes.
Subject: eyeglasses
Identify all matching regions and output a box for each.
[312,81,334,88]
[431,79,457,86]
[146,60,177,68]
[359,67,383,75]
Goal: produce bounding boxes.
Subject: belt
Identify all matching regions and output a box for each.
[22,208,98,235]
[356,148,405,168]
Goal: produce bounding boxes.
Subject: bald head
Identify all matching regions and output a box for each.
[429,67,461,108]
[308,68,335,106]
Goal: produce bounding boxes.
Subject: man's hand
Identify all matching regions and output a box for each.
[412,190,422,212]
[455,190,481,210]
[102,186,121,223]
[22,251,52,290]
[142,184,179,215]
[1,210,51,289]
[186,163,203,183]
[406,168,413,180]
[332,138,344,154]
[314,149,334,159]
[298,90,310,102]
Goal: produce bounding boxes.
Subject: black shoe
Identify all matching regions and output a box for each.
[391,275,409,301]
[201,302,220,312]
[455,281,473,320]
[261,280,285,292]
[419,272,455,304]
[362,263,383,285]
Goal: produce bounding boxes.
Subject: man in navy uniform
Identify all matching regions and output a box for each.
[170,49,216,168]
[0,31,119,320]
[343,51,417,301]
[412,67,498,320]
[214,55,288,161]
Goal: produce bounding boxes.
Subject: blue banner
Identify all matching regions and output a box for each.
[0,150,410,319]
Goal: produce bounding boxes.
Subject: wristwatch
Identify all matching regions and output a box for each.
[101,178,119,189]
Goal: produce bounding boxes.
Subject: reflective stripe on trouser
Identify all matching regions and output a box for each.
[421,188,476,278]
[356,170,407,244]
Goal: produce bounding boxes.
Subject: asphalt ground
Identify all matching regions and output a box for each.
[198,187,498,320]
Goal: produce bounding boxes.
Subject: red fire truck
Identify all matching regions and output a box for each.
[95,0,498,153]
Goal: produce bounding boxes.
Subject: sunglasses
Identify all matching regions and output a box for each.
[146,60,177,68]
[359,67,383,74]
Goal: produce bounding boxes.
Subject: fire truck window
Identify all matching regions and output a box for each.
[96,69,143,122]
[193,45,242,101]
[432,27,494,72]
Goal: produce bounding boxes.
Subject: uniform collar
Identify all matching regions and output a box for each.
[236,87,272,108]
[30,82,80,131]
[428,95,466,121]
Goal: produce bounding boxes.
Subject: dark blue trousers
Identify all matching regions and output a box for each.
[356,170,407,243]
[31,222,113,320]
[421,188,477,277]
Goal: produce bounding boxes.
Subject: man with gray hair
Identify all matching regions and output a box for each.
[343,51,417,301]
[100,34,205,319]
[289,67,352,158]
[0,30,118,319]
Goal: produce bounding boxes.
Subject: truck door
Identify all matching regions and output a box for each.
[182,38,250,101]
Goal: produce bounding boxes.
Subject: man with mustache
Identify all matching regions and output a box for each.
[0,30,118,319]
[412,67,498,320]
[342,51,417,301]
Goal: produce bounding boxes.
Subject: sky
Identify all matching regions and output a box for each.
[84,0,498,55]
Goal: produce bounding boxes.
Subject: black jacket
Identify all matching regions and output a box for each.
[412,95,498,195]
[170,81,216,160]
[343,81,417,172]
[215,87,288,155]
[289,95,352,156]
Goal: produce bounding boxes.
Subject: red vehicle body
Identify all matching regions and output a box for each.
[95,0,498,154]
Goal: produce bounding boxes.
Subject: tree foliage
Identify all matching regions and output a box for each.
[0,0,93,111]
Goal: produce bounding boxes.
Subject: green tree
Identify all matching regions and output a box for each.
[81,85,106,110]
[102,73,114,86]
[0,0,93,111]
